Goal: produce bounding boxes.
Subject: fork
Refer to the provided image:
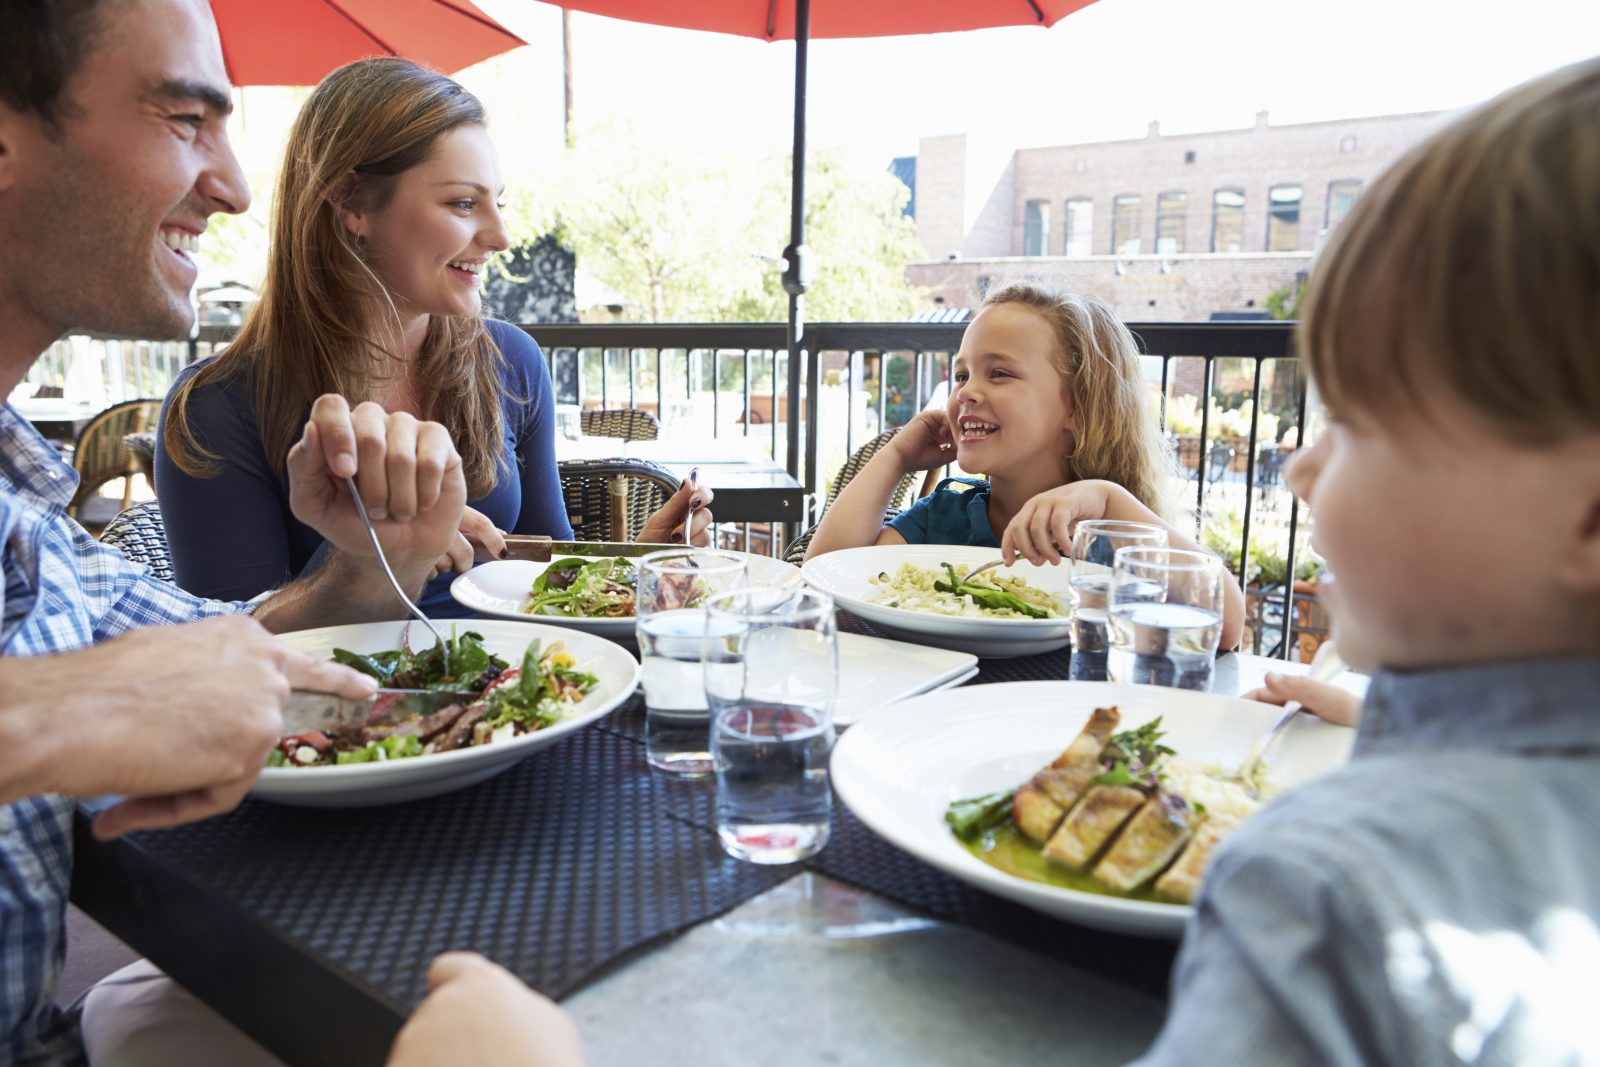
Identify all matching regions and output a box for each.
[959,557,1006,583]
[344,476,450,673]
[1232,640,1346,797]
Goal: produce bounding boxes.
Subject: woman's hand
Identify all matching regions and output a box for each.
[430,506,506,578]
[1241,671,1363,727]
[1000,482,1117,566]
[888,409,956,473]
[635,470,717,546]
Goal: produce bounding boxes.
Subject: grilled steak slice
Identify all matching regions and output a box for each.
[364,701,471,744]
[1013,706,1121,843]
[1042,784,1145,869]
[439,702,493,751]
[1154,814,1242,904]
[1093,792,1196,893]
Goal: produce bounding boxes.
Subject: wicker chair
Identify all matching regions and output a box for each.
[559,458,681,543]
[68,399,162,519]
[580,408,660,442]
[781,428,930,564]
[98,500,175,583]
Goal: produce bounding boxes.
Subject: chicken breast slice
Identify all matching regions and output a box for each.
[1093,792,1196,893]
[1041,784,1145,869]
[1153,814,1242,904]
[1012,706,1121,843]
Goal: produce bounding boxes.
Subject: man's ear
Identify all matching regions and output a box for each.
[1561,477,1600,598]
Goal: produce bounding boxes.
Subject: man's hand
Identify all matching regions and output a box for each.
[888,409,956,473]
[0,617,376,837]
[387,953,585,1067]
[1242,671,1363,727]
[286,397,466,584]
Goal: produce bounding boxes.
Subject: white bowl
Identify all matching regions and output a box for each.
[256,619,640,808]
[451,552,803,641]
[802,544,1074,658]
[830,681,1355,937]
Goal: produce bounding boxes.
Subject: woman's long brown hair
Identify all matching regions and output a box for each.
[164,57,510,497]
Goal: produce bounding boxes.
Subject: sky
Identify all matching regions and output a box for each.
[469,0,1600,165]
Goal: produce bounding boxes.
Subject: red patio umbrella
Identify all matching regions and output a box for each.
[532,0,1101,513]
[210,0,525,86]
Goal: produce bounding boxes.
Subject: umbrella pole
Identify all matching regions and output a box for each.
[782,0,815,541]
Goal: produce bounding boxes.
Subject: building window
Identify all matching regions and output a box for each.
[1266,184,1302,251]
[1211,188,1244,253]
[1184,150,1196,164]
[1326,180,1362,230]
[1112,194,1142,255]
[1155,191,1187,254]
[1023,199,1050,257]
[1339,135,1357,153]
[1063,198,1092,258]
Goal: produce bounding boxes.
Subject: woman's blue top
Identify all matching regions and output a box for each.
[154,319,573,618]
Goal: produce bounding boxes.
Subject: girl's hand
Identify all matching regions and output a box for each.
[1000,482,1115,566]
[888,410,956,472]
[431,506,505,578]
[1241,671,1363,727]
[636,471,717,546]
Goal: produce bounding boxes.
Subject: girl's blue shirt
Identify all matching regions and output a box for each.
[886,477,998,547]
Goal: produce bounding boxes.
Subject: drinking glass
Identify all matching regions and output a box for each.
[635,549,749,776]
[1068,520,1167,680]
[1107,547,1226,691]
[703,588,838,864]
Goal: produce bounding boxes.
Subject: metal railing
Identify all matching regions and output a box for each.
[21,319,1315,658]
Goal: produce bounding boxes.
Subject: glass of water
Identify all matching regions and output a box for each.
[1069,520,1167,680]
[1107,547,1226,691]
[703,587,837,865]
[636,549,749,776]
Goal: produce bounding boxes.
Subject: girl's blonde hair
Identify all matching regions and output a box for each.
[164,57,511,496]
[1301,56,1600,443]
[981,282,1181,523]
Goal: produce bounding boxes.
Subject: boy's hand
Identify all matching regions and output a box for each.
[1241,671,1363,727]
[1001,482,1115,565]
[889,410,956,472]
[387,953,585,1067]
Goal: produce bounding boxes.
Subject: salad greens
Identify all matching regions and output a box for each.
[524,557,638,618]
[479,640,599,735]
[1092,718,1174,790]
[330,627,506,692]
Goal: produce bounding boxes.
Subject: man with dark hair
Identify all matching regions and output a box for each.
[0,0,468,1061]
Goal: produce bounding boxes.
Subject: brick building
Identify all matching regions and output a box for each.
[902,110,1447,321]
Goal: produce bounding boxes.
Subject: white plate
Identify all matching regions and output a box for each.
[802,544,1074,658]
[830,681,1355,937]
[257,620,641,808]
[450,553,803,640]
[834,632,978,728]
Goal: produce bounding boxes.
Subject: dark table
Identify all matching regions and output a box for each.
[70,626,1307,1066]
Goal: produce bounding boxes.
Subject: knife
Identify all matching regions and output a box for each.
[281,688,478,737]
[486,537,681,563]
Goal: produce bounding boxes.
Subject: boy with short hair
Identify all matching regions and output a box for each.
[1131,56,1600,1067]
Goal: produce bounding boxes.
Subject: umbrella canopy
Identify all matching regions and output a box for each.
[540,0,1101,519]
[210,0,525,86]
[548,0,1091,39]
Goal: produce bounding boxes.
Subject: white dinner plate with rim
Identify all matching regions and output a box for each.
[450,552,803,639]
[833,631,978,728]
[256,619,640,808]
[830,680,1356,937]
[802,544,1074,658]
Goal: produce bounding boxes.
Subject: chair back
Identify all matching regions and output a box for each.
[98,500,175,583]
[558,458,681,543]
[580,408,660,442]
[69,399,162,516]
[781,428,928,564]
[1204,440,1235,484]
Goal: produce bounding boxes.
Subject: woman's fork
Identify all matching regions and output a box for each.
[343,476,450,673]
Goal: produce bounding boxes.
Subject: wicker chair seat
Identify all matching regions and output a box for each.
[98,500,175,583]
[558,458,681,543]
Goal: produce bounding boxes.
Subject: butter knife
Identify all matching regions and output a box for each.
[486,537,680,563]
[281,688,477,736]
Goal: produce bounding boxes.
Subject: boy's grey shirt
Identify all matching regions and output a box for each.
[1133,658,1600,1067]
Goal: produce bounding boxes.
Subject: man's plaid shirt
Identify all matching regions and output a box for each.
[1,405,240,1065]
